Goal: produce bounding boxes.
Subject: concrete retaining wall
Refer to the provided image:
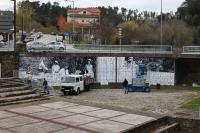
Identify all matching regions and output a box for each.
[0,52,19,78]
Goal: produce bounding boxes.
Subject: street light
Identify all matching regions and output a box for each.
[161,0,163,46]
[65,0,75,44]
[118,27,122,51]
[11,0,16,50]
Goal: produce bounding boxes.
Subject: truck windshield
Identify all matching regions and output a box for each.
[61,77,75,83]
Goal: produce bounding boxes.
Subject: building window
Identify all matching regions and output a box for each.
[83,11,86,14]
[82,20,84,22]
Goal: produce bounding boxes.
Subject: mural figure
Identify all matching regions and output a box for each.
[85,59,94,78]
[59,67,66,78]
[52,61,60,74]
[39,59,48,73]
[65,66,69,75]
[19,57,96,86]
[0,35,3,41]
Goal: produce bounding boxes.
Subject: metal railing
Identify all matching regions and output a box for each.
[183,46,200,54]
[29,44,173,54]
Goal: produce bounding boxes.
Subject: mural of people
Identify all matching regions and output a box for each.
[19,56,174,86]
[85,59,94,78]
[52,61,60,74]
[65,66,69,75]
[97,57,175,85]
[0,34,3,41]
[19,57,96,86]
[39,58,48,73]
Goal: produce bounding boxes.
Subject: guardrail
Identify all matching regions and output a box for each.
[74,44,172,52]
[29,44,173,54]
[183,46,200,54]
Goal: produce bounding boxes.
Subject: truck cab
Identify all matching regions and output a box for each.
[61,75,84,95]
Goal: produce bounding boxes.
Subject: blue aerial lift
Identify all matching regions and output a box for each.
[128,63,151,92]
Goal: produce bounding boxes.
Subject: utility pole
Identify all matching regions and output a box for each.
[11,0,16,50]
[161,0,163,46]
[118,27,122,51]
[65,0,75,44]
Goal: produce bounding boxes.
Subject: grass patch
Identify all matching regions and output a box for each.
[181,98,200,110]
[150,85,200,91]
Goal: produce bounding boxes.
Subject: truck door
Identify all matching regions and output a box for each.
[76,77,84,91]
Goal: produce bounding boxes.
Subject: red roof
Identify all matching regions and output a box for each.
[68,7,100,14]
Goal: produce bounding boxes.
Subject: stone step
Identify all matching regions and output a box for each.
[130,116,179,133]
[0,96,50,106]
[0,82,25,88]
[153,123,179,133]
[0,79,23,83]
[0,78,23,83]
[0,93,43,104]
[0,89,36,98]
[0,86,28,93]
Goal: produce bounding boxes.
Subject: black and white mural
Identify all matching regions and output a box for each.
[19,57,96,86]
[19,56,175,86]
[96,57,175,85]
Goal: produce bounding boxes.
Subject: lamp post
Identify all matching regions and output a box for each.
[65,0,75,44]
[11,0,16,50]
[118,27,122,51]
[160,0,163,46]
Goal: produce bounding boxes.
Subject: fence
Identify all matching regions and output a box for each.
[73,44,173,53]
[183,46,200,53]
[29,44,173,54]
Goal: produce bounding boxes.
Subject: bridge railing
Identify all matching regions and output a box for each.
[183,46,200,53]
[27,44,173,54]
[72,44,173,53]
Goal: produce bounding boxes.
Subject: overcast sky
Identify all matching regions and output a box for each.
[0,0,184,13]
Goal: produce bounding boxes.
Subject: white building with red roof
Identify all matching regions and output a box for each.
[67,7,100,42]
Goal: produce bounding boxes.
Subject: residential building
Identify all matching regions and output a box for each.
[67,7,100,43]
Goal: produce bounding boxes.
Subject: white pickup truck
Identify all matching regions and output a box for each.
[60,75,94,95]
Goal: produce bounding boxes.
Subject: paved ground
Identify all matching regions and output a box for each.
[60,89,200,117]
[0,101,155,133]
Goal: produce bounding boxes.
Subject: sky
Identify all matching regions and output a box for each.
[0,0,185,13]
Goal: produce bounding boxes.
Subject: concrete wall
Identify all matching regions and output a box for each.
[97,57,175,85]
[18,56,175,86]
[176,58,200,85]
[0,52,18,78]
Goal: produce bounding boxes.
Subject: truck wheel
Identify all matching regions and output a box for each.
[76,88,80,95]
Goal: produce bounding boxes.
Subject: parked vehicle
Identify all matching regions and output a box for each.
[35,32,43,39]
[24,36,37,43]
[47,41,65,50]
[26,41,65,51]
[61,75,94,95]
[26,41,45,51]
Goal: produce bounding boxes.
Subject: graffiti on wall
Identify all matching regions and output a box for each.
[125,57,174,75]
[19,57,96,85]
[97,57,175,85]
[19,56,175,86]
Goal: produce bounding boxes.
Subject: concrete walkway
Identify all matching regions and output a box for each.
[0,101,156,133]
